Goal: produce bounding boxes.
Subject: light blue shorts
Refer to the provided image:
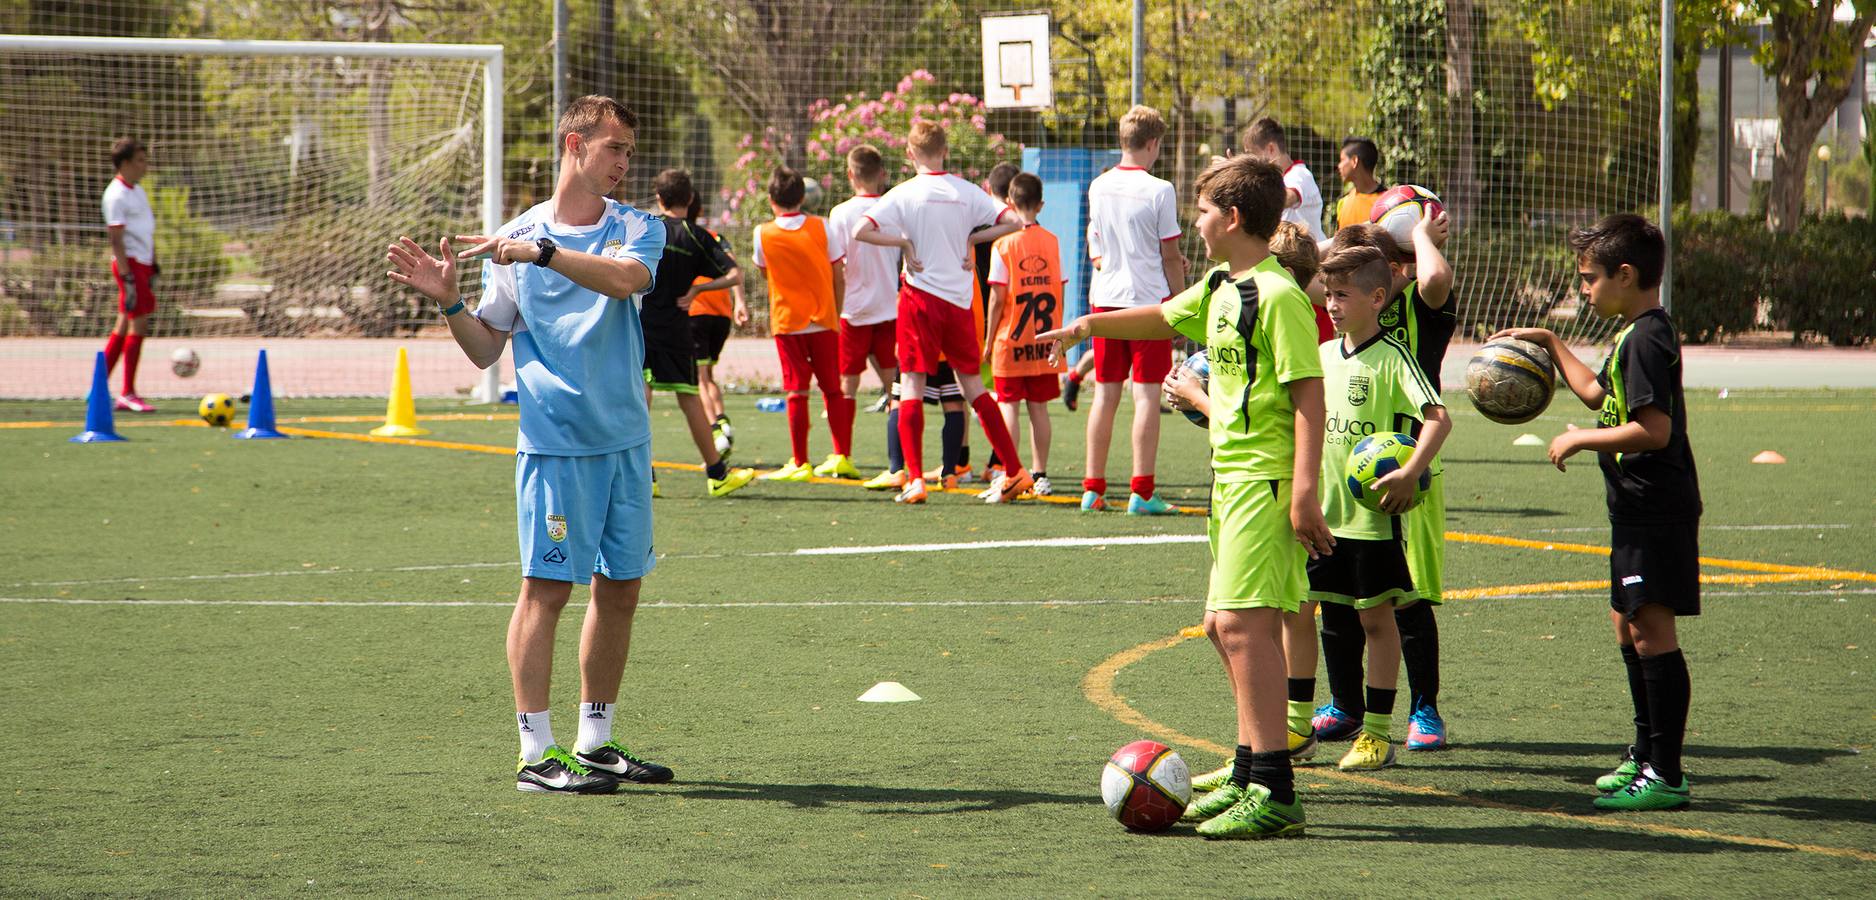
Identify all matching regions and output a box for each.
[515,444,656,585]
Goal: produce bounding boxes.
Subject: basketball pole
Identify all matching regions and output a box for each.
[1658,0,1674,313]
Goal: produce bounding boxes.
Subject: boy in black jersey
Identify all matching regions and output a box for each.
[1495,213,1699,811]
[645,169,756,497]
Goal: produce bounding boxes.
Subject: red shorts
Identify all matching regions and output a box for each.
[995,373,1061,403]
[775,329,841,392]
[839,318,898,375]
[895,283,982,377]
[112,258,157,318]
[1091,305,1172,384]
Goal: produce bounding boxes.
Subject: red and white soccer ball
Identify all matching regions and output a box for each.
[170,347,200,378]
[1100,739,1191,832]
[1369,184,1445,246]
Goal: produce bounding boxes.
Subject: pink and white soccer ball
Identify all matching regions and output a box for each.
[1100,739,1192,832]
[1369,184,1445,245]
[171,347,201,378]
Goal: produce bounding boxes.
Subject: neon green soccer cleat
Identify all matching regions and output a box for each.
[1595,746,1644,793]
[1593,765,1689,811]
[1195,783,1306,840]
[759,461,811,482]
[812,453,862,479]
[1338,732,1398,771]
[1181,781,1245,822]
[863,469,906,491]
[1289,727,1319,762]
[707,467,756,497]
[1190,765,1232,796]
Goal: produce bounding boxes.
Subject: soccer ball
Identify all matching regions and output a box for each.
[199,393,238,428]
[1368,184,1445,246]
[1464,338,1556,425]
[1346,431,1429,513]
[171,347,200,378]
[1172,350,1210,428]
[1100,739,1191,832]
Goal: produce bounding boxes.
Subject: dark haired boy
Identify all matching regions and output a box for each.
[1042,155,1332,838]
[1494,213,1699,812]
[754,166,855,481]
[645,168,756,496]
[1334,137,1385,232]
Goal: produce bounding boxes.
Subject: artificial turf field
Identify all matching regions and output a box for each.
[2,386,1872,896]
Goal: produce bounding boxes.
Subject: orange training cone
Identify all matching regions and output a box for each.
[370,347,429,437]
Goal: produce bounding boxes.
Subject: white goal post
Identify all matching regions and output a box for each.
[0,34,508,400]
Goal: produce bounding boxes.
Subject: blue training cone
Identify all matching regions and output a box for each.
[70,350,126,443]
[232,349,288,440]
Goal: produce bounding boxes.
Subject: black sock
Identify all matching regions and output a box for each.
[1365,685,1398,716]
[941,410,965,471]
[885,405,903,473]
[987,448,1002,470]
[1288,677,1316,704]
[1395,602,1440,712]
[1319,601,1366,715]
[958,439,972,468]
[705,459,728,481]
[1230,743,1255,788]
[1640,649,1690,785]
[1620,643,1652,764]
[1247,750,1296,805]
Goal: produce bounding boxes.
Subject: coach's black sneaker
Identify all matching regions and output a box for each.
[517,745,618,794]
[575,740,674,784]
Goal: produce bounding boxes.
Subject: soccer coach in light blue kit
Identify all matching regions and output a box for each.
[387,95,675,795]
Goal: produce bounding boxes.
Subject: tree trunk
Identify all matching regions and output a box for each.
[1443,0,1476,226]
[1765,4,1876,232]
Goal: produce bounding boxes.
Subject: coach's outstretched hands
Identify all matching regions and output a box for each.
[386,236,458,306]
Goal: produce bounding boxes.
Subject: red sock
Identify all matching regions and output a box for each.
[1083,477,1107,495]
[826,391,855,457]
[102,332,125,375]
[1068,370,1084,385]
[785,394,810,464]
[970,393,1023,477]
[898,395,925,480]
[121,333,144,395]
[1131,475,1156,499]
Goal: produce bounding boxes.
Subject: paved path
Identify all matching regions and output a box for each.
[3,336,1874,399]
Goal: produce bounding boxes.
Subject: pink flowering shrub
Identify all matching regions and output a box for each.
[713,70,1020,241]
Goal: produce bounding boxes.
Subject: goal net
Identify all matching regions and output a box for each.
[0,36,502,397]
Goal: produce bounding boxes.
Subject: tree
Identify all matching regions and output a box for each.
[1757,0,1876,231]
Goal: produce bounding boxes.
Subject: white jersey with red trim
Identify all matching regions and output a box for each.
[863,171,1006,308]
[827,193,900,325]
[1282,160,1327,243]
[101,176,155,264]
[1085,165,1181,308]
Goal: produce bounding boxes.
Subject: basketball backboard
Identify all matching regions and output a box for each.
[982,13,1051,109]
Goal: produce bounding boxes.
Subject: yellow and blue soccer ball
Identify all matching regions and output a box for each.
[199,393,238,428]
[1174,350,1210,428]
[1346,431,1428,512]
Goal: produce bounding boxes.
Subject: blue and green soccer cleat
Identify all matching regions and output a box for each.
[1127,493,1181,516]
[1311,702,1362,741]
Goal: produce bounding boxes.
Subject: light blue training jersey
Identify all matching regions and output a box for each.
[473,198,665,456]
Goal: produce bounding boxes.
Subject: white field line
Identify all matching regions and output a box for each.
[2,535,1204,588]
[1526,524,1857,534]
[0,596,1178,609]
[4,586,1873,611]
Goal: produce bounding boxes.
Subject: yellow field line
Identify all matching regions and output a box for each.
[1082,630,1876,863]
[1449,531,1876,583]
[3,412,520,430]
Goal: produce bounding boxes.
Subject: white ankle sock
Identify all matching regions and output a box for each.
[516,710,554,764]
[575,701,614,754]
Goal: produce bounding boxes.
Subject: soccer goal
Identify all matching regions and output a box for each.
[0,35,505,399]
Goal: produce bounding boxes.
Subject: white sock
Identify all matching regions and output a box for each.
[516,710,554,764]
[575,701,614,754]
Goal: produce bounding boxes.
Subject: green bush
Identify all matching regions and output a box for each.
[251,207,462,337]
[1670,210,1768,344]
[1766,214,1876,347]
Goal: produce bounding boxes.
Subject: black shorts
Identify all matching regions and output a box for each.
[923,362,963,406]
[1610,519,1700,618]
[1307,536,1416,607]
[691,314,732,365]
[644,320,699,393]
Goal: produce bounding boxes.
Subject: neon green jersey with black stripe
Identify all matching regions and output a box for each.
[1163,256,1323,484]
[1319,331,1444,540]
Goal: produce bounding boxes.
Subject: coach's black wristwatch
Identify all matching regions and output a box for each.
[534,237,558,269]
